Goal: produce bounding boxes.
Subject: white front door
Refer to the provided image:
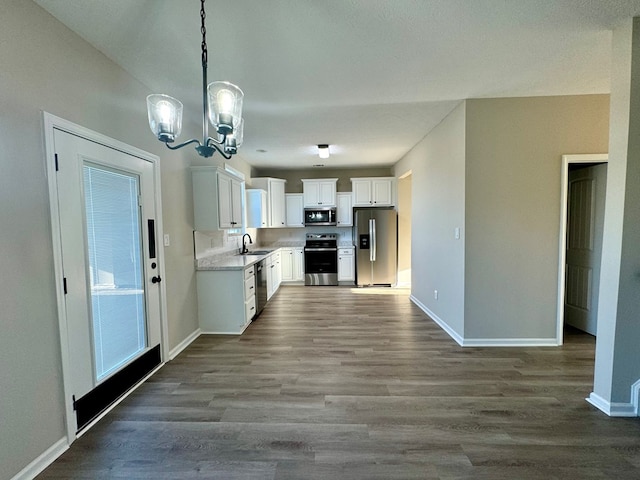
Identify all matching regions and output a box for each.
[564,163,607,335]
[53,128,163,431]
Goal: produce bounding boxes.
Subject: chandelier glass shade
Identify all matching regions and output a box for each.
[146,94,183,143]
[146,0,244,159]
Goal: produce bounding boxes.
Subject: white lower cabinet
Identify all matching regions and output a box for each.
[266,251,282,300]
[294,248,304,280]
[197,265,256,334]
[281,247,304,282]
[338,247,355,283]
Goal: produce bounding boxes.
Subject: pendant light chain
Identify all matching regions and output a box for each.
[200,0,208,67]
[146,0,244,158]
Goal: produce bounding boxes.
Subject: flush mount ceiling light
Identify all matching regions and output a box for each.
[317,144,330,159]
[146,0,243,159]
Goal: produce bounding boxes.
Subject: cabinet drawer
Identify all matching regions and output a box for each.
[339,248,354,255]
[244,265,255,280]
[245,296,256,322]
[244,275,256,301]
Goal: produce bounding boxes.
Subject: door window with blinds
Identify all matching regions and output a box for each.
[83,164,147,381]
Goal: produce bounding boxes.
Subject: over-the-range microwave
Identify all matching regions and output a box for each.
[304,207,337,226]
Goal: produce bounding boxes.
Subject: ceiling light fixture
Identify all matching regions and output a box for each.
[146,0,243,159]
[318,144,330,159]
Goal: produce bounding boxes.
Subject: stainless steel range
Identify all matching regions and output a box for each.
[304,233,338,286]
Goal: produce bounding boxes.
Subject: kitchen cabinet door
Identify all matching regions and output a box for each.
[280,248,294,281]
[302,179,337,207]
[218,173,243,229]
[269,179,287,227]
[192,166,243,230]
[246,189,267,228]
[352,179,372,206]
[372,178,393,206]
[251,177,287,228]
[293,248,304,281]
[281,247,304,282]
[285,193,304,227]
[338,248,355,282]
[351,177,396,207]
[336,192,353,226]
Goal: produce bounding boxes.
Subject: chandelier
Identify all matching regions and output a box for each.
[146,0,244,159]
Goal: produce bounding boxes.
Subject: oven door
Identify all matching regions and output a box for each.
[304,247,338,286]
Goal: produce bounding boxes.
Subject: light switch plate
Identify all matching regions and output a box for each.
[163,234,171,247]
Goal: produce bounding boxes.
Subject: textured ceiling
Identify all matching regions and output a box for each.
[34,0,640,169]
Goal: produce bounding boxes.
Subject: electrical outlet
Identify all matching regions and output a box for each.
[434,290,438,300]
[163,234,170,247]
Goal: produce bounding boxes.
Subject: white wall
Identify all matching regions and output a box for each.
[397,174,412,286]
[0,1,248,476]
[393,102,466,337]
[464,95,609,340]
[593,18,640,407]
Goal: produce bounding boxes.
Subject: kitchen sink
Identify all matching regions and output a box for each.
[238,250,272,256]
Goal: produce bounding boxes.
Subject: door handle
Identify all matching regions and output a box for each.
[151,276,162,284]
[371,218,377,262]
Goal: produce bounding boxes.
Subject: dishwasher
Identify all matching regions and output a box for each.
[254,259,267,318]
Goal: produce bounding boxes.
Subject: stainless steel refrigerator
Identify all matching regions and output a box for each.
[353,208,397,286]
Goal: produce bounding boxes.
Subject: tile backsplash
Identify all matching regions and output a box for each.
[194,226,353,259]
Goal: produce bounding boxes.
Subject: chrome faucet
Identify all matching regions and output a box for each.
[241,233,253,254]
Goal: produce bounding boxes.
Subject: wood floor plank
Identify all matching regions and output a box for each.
[37,286,640,479]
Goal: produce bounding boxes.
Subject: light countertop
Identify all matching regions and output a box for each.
[196,247,278,271]
[196,242,355,271]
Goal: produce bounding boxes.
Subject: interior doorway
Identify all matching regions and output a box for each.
[397,171,412,287]
[557,154,608,342]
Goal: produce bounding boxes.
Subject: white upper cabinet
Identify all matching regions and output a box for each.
[351,177,396,207]
[302,179,337,207]
[285,193,304,227]
[246,189,267,228]
[191,167,244,230]
[336,192,353,226]
[251,177,287,228]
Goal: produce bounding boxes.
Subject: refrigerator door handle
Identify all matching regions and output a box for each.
[368,218,374,262]
[371,218,377,262]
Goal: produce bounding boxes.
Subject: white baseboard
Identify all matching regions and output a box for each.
[586,391,638,417]
[169,328,201,360]
[633,379,640,415]
[410,295,559,348]
[200,322,251,336]
[11,437,68,480]
[461,337,559,347]
[410,295,464,346]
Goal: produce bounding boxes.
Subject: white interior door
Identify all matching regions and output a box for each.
[54,128,162,430]
[564,163,607,335]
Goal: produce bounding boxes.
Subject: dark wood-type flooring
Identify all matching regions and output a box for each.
[39,286,640,479]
